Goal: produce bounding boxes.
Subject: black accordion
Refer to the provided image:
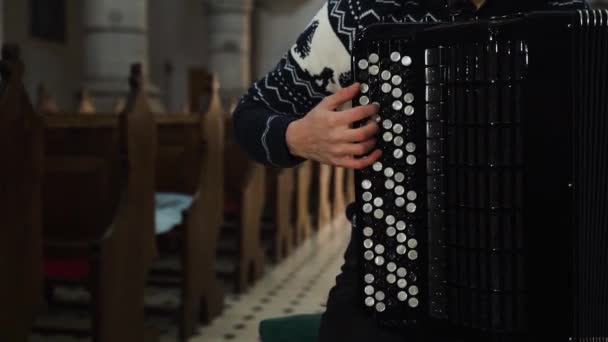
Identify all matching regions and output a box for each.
[353,10,608,341]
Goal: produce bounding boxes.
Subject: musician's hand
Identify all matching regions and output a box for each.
[286,83,382,169]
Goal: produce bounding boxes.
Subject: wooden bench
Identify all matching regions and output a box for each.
[294,161,313,245]
[331,166,347,226]
[40,64,158,342]
[261,168,295,262]
[0,44,45,342]
[315,163,333,230]
[150,76,226,340]
[220,114,266,292]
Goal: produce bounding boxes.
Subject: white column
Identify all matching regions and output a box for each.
[206,0,254,102]
[83,0,160,111]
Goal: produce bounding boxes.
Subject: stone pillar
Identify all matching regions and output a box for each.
[82,0,160,111]
[206,0,254,103]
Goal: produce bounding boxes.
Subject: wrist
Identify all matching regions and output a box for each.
[286,118,307,159]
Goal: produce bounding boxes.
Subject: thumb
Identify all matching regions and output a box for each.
[319,83,360,110]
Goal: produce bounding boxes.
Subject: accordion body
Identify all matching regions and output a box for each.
[353,10,608,341]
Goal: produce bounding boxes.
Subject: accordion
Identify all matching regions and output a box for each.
[353,10,608,341]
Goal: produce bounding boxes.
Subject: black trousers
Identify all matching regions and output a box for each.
[318,207,463,342]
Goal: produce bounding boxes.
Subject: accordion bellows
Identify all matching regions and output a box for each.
[353,10,608,342]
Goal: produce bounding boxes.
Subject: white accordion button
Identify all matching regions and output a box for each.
[398,278,408,289]
[363,239,373,249]
[374,209,384,219]
[408,298,419,308]
[372,162,383,172]
[392,100,403,111]
[386,226,397,237]
[385,179,395,190]
[392,88,403,98]
[397,233,407,243]
[383,132,393,142]
[373,197,384,207]
[406,155,417,165]
[398,291,408,302]
[387,262,397,273]
[364,251,374,260]
[358,59,369,69]
[365,285,375,296]
[394,149,404,159]
[369,65,380,75]
[409,286,420,297]
[404,93,415,104]
[369,53,380,64]
[381,70,392,81]
[362,179,372,189]
[376,302,386,313]
[374,255,385,266]
[363,203,373,213]
[362,191,373,202]
[360,83,369,93]
[407,203,417,213]
[397,245,407,255]
[359,96,370,106]
[408,239,418,249]
[396,221,406,231]
[363,227,374,237]
[364,273,375,284]
[395,197,406,207]
[395,186,405,196]
[381,83,392,93]
[374,244,385,254]
[404,105,415,116]
[375,291,386,301]
[390,51,401,62]
[393,124,404,134]
[406,143,416,153]
[397,267,407,277]
[384,167,395,178]
[391,75,403,86]
[395,172,405,183]
[387,274,397,284]
[382,119,393,130]
[385,215,396,225]
[365,297,375,307]
[402,56,413,67]
[407,191,417,201]
[408,250,419,261]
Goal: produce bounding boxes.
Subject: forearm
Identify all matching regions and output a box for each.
[232,97,305,168]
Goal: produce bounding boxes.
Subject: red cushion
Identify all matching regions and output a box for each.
[44,258,91,280]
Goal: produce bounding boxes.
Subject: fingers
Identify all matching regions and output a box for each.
[341,119,379,142]
[320,83,360,110]
[336,149,383,170]
[339,139,377,156]
[335,103,379,126]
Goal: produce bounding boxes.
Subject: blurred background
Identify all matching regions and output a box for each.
[1,1,607,342]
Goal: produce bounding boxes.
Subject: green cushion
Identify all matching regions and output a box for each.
[259,314,322,342]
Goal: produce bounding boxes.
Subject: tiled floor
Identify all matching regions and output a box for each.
[31,218,351,342]
[191,218,350,342]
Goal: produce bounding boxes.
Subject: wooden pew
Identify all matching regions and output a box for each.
[150,76,226,339]
[220,114,266,292]
[346,168,355,204]
[332,166,347,226]
[316,163,333,230]
[294,161,313,245]
[261,168,295,262]
[0,44,44,342]
[40,64,158,342]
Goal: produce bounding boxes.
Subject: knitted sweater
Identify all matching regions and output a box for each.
[233,0,587,168]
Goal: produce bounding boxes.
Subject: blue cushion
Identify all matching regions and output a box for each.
[259,314,321,342]
[155,193,193,235]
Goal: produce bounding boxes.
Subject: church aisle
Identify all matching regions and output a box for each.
[190,218,350,342]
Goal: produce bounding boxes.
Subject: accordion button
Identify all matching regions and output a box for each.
[358,59,369,69]
[391,75,403,86]
[397,233,407,243]
[374,244,385,254]
[372,162,383,172]
[406,142,416,153]
[387,262,397,273]
[374,255,385,266]
[404,105,415,116]
[402,56,413,67]
[364,251,375,261]
[369,53,380,64]
[363,203,373,213]
[397,267,408,278]
[365,285,375,296]
[360,83,369,93]
[395,173,405,183]
[395,197,406,207]
[408,298,419,308]
[406,155,417,165]
[369,65,380,76]
[392,88,403,98]
[407,203,417,213]
[384,167,395,178]
[361,179,372,190]
[363,239,374,249]
[373,197,384,207]
[364,273,375,284]
[397,245,407,255]
[385,215,396,225]
[387,274,397,284]
[396,221,406,231]
[362,191,373,202]
[365,297,375,307]
[386,227,397,237]
[408,250,419,261]
[394,136,404,147]
[393,124,404,134]
[391,52,402,62]
[407,191,417,201]
[409,286,420,296]
[398,278,408,288]
[385,179,395,190]
[392,100,403,111]
[381,70,392,81]
[394,149,404,159]
[359,95,370,106]
[363,227,374,237]
[375,302,386,313]
[395,186,405,196]
[382,119,393,130]
[383,132,393,142]
[408,239,418,249]
[398,291,408,302]
[373,209,384,219]
[404,93,415,104]
[375,291,386,301]
[381,82,392,93]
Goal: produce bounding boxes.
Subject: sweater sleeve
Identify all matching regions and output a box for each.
[232,1,352,168]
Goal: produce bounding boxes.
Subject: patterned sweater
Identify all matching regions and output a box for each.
[233,0,587,168]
